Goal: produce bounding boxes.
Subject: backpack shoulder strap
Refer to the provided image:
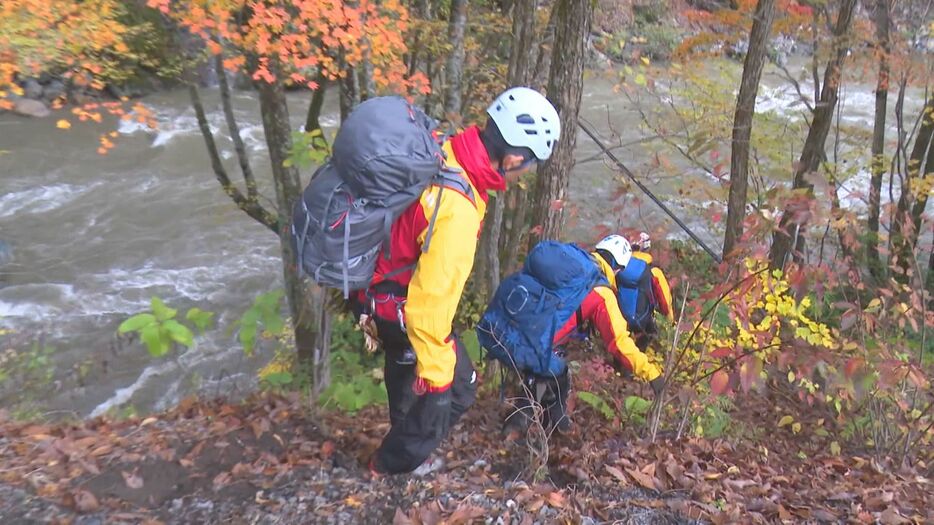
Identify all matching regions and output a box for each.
[434,167,476,206]
[421,168,476,253]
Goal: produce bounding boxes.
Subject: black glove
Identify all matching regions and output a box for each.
[416,388,452,439]
[649,376,665,398]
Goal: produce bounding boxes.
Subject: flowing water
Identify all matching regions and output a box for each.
[0,61,925,417]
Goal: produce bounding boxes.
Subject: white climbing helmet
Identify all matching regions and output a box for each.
[486,87,561,161]
[595,234,633,269]
[632,231,651,251]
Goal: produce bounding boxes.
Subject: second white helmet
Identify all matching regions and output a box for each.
[486,87,561,161]
[596,234,633,269]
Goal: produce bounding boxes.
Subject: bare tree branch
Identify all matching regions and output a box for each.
[215,53,259,201]
[188,84,278,233]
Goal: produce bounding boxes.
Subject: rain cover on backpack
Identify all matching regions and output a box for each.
[476,241,607,376]
[615,257,658,333]
[290,96,448,296]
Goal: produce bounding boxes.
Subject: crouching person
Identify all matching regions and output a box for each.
[614,232,674,353]
[476,239,664,436]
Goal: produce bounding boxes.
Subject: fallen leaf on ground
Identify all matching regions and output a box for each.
[626,467,656,491]
[72,489,99,513]
[121,470,144,489]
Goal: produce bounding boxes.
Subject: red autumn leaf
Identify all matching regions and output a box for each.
[844,358,862,378]
[710,370,730,395]
[710,347,732,359]
[549,199,564,211]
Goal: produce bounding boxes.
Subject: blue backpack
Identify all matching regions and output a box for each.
[476,241,607,376]
[615,256,657,333]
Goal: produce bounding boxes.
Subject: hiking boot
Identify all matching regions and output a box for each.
[552,415,573,435]
[412,456,445,477]
[368,454,387,479]
[502,403,534,438]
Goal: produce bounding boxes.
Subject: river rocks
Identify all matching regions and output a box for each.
[23,79,43,100]
[43,80,66,102]
[11,97,50,118]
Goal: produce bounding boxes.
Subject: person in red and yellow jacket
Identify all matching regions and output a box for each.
[355,87,561,475]
[616,232,674,352]
[505,235,663,435]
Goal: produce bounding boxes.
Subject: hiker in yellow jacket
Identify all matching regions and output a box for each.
[355,87,562,475]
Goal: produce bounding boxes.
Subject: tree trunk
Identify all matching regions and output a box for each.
[256,70,329,383]
[867,0,892,279]
[338,56,360,122]
[531,1,559,92]
[890,97,934,282]
[768,0,858,269]
[479,0,540,293]
[527,0,592,248]
[908,100,934,247]
[723,0,776,259]
[507,0,539,88]
[304,74,328,134]
[443,0,469,121]
[926,221,934,308]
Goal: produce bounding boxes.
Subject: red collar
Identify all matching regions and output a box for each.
[449,125,505,202]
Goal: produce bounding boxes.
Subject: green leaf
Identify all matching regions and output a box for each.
[461,330,482,363]
[255,289,284,311]
[262,312,285,336]
[151,296,177,322]
[263,371,293,386]
[239,323,258,356]
[334,383,357,412]
[624,395,652,416]
[140,324,167,357]
[185,308,215,334]
[578,391,615,421]
[829,441,841,456]
[118,313,156,334]
[163,320,194,347]
[634,73,647,86]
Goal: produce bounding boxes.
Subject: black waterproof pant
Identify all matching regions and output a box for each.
[367,314,477,474]
[504,368,571,433]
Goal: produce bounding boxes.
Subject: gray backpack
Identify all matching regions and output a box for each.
[291,96,475,297]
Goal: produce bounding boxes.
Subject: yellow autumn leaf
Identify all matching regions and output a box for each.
[791,422,801,434]
[641,56,651,66]
[830,441,841,455]
[56,119,72,129]
[778,415,794,428]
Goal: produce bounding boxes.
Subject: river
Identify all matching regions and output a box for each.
[0,61,925,417]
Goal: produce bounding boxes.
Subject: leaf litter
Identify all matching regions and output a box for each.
[0,391,929,524]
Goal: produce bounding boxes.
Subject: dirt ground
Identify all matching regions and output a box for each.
[0,388,930,524]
